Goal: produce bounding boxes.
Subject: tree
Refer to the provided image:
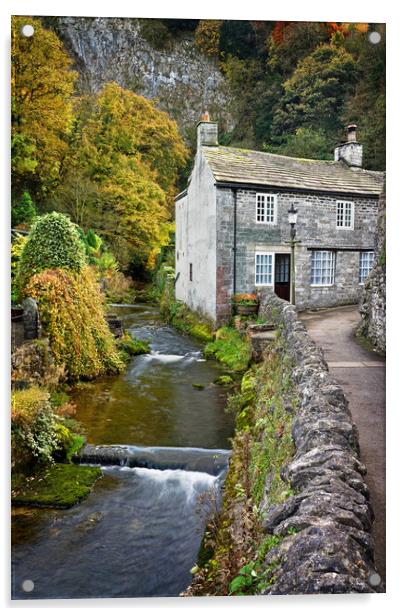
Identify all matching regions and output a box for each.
[342,26,386,170]
[18,212,87,294]
[265,127,333,160]
[11,191,37,227]
[53,83,188,272]
[27,267,123,380]
[271,44,358,140]
[11,16,77,200]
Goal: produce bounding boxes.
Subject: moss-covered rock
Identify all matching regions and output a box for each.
[12,463,102,508]
[213,374,234,386]
[117,331,151,359]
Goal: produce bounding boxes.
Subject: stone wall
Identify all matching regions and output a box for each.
[257,291,382,593]
[215,186,379,316]
[358,186,386,354]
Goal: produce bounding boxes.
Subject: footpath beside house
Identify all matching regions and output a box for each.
[175,116,384,324]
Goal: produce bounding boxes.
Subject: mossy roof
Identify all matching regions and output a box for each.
[202,146,384,196]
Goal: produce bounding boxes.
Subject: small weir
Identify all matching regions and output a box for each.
[12,305,234,599]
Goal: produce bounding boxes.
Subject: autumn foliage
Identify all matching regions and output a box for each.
[11,16,77,199]
[27,267,124,380]
[54,83,188,270]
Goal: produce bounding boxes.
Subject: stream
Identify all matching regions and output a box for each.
[12,304,234,599]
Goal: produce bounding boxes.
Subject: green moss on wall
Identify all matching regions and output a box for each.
[186,339,297,597]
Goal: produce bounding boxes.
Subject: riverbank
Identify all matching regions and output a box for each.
[185,336,297,595]
[186,292,383,595]
[12,303,235,599]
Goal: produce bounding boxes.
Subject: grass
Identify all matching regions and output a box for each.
[12,463,102,508]
[186,340,297,597]
[204,327,252,372]
[169,302,215,342]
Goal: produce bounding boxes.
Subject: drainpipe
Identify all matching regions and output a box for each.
[232,188,238,298]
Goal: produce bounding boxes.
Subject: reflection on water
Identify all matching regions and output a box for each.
[70,304,234,449]
[12,304,234,599]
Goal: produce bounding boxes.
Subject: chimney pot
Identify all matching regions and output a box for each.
[334,123,363,168]
[197,114,218,148]
[347,123,358,142]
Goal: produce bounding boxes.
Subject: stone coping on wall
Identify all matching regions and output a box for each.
[257,290,383,594]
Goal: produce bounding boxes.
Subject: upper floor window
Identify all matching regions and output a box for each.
[255,252,274,286]
[311,250,335,286]
[256,193,276,224]
[359,251,374,284]
[336,200,354,229]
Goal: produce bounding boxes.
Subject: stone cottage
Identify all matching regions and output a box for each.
[175,118,384,324]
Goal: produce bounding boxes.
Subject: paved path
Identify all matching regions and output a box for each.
[299,305,386,582]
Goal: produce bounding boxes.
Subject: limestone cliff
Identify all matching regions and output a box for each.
[51,17,234,141]
[358,184,386,354]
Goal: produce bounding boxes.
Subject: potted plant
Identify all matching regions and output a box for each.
[232,293,259,316]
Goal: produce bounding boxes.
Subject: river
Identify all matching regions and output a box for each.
[11,304,234,599]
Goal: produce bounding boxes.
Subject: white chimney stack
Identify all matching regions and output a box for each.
[334,123,363,168]
[197,111,218,149]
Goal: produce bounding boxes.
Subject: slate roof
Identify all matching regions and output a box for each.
[202,146,384,196]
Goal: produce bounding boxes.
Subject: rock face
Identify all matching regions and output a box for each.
[53,17,234,140]
[358,185,386,354]
[258,292,382,594]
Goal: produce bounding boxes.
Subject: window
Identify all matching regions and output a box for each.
[189,263,193,282]
[255,252,274,286]
[336,200,354,229]
[275,255,290,283]
[359,251,374,283]
[311,251,336,286]
[256,193,276,224]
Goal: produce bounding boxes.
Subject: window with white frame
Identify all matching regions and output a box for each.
[255,252,274,286]
[336,200,354,229]
[256,193,276,224]
[311,250,336,286]
[359,251,374,283]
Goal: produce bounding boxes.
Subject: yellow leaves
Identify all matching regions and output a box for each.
[195,20,223,57]
[58,82,188,269]
[26,267,123,380]
[11,16,78,195]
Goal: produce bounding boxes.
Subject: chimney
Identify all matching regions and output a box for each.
[197,111,218,148]
[334,123,363,168]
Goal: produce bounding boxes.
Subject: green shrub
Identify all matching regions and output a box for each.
[11,191,37,227]
[11,386,58,469]
[53,423,85,462]
[205,327,252,371]
[104,271,136,303]
[26,266,124,380]
[18,212,87,293]
[11,234,27,303]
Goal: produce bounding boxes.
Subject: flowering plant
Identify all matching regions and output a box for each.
[232,293,258,306]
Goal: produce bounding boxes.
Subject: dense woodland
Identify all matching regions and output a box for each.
[12,17,385,277]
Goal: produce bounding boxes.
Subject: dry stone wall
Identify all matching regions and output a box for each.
[258,291,382,594]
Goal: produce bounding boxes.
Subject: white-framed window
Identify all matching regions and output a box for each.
[255,252,274,286]
[336,200,354,229]
[311,250,336,286]
[256,193,276,224]
[359,251,374,284]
